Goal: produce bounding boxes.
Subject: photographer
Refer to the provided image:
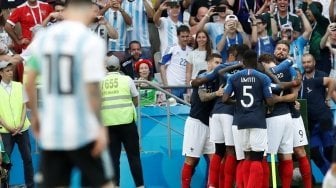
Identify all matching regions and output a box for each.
[89,3,118,44]
[320,23,336,78]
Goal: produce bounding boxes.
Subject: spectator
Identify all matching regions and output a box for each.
[216,15,250,62]
[5,0,53,52]
[135,59,165,106]
[100,55,144,187]
[101,0,132,62]
[42,0,66,27]
[263,0,302,35]
[302,0,330,75]
[160,25,192,99]
[189,0,222,26]
[0,61,34,188]
[250,14,278,56]
[124,0,154,60]
[320,23,336,77]
[89,3,118,42]
[186,30,212,85]
[154,0,191,23]
[227,0,265,34]
[121,40,146,79]
[202,1,234,50]
[154,1,183,55]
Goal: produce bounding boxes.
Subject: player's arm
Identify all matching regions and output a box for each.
[86,82,102,123]
[222,76,233,102]
[263,75,275,106]
[191,64,225,87]
[217,62,244,76]
[198,86,224,102]
[25,62,40,138]
[185,61,193,87]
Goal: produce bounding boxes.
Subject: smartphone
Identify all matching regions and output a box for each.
[214,6,226,12]
[166,1,179,7]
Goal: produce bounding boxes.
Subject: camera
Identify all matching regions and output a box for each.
[213,6,226,12]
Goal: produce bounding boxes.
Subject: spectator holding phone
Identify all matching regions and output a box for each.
[198,1,234,49]
[250,13,278,55]
[216,15,250,61]
[226,0,265,34]
[100,0,132,62]
[153,0,183,55]
[89,3,118,43]
[320,23,336,78]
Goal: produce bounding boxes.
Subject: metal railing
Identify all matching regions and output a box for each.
[134,80,190,158]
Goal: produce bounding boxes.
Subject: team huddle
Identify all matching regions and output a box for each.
[181,40,334,188]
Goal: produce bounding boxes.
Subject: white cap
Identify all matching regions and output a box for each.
[225,14,238,22]
[0,61,12,69]
[281,23,293,31]
[106,55,120,69]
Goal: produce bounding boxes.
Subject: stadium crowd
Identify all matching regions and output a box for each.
[1,0,336,187]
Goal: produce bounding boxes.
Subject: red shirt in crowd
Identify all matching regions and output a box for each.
[7,1,53,41]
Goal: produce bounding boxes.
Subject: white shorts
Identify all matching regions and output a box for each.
[209,113,234,145]
[238,128,267,152]
[182,117,215,157]
[232,125,245,160]
[292,116,308,147]
[266,113,294,154]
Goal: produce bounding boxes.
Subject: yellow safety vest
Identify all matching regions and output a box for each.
[100,73,137,126]
[0,81,30,133]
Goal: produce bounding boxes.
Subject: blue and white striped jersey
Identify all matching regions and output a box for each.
[123,0,152,47]
[105,9,128,51]
[28,21,106,150]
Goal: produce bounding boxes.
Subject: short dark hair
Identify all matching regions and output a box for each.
[129,40,141,49]
[54,0,67,7]
[208,53,222,62]
[177,25,190,36]
[243,50,258,68]
[258,54,276,64]
[236,44,250,61]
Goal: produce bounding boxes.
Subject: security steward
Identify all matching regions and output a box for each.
[100,55,144,188]
[0,61,34,187]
